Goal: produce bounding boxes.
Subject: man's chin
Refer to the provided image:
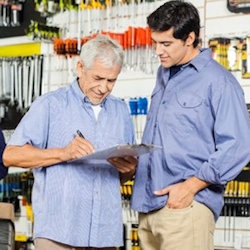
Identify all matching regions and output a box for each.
[161,61,172,68]
[90,99,103,105]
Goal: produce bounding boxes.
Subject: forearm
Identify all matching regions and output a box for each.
[3,144,66,168]
[184,176,211,195]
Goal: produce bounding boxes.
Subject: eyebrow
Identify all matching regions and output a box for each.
[152,39,173,44]
[151,38,173,44]
[94,75,117,82]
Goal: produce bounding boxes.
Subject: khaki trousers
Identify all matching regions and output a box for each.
[34,238,116,250]
[138,200,215,250]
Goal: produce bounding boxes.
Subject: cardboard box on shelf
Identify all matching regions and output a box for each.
[0,203,15,223]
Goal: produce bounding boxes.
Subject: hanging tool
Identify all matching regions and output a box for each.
[17,59,23,110]
[129,98,138,141]
[9,59,15,106]
[0,0,4,26]
[27,56,34,108]
[22,57,29,110]
[2,0,11,26]
[11,0,22,26]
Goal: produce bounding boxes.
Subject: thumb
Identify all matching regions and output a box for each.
[154,187,170,196]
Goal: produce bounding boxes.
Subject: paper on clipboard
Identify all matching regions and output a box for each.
[78,143,162,161]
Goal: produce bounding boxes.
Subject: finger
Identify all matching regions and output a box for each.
[68,142,94,159]
[74,137,95,153]
[112,157,135,171]
[78,138,95,152]
[109,156,137,165]
[107,158,116,165]
[124,156,138,164]
[75,147,92,157]
[108,158,134,173]
[154,187,170,196]
[108,157,127,165]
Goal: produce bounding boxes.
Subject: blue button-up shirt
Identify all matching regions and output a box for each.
[131,49,250,220]
[8,80,135,247]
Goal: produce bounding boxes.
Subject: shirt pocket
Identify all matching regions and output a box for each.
[168,91,204,136]
[176,91,203,108]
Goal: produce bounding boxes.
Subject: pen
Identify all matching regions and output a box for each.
[77,130,85,139]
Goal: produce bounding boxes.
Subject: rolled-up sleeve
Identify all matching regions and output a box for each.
[196,77,250,185]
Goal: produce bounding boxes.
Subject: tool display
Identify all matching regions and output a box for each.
[0,0,25,27]
[215,166,250,249]
[128,97,148,143]
[242,37,250,78]
[0,55,43,116]
[209,37,231,70]
[0,55,44,129]
[52,27,155,75]
[26,21,61,41]
[121,180,139,250]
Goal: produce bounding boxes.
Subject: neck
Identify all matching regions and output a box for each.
[177,47,200,66]
[184,47,200,64]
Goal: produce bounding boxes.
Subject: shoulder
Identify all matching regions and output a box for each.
[107,95,127,106]
[106,95,130,113]
[32,85,72,109]
[205,60,242,91]
[201,62,245,109]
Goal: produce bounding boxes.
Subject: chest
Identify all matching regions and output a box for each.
[147,74,214,137]
[47,102,126,150]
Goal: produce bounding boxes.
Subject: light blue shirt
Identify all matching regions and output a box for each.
[131,49,250,220]
[8,80,135,247]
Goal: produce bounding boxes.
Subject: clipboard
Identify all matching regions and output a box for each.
[74,143,162,161]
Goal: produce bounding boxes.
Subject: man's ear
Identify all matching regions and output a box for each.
[77,60,84,77]
[186,31,196,47]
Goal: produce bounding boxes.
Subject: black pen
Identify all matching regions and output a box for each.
[77,130,85,139]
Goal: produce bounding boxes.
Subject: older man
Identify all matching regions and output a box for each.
[3,35,137,250]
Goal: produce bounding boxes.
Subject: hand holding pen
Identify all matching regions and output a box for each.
[74,129,94,156]
[62,130,94,161]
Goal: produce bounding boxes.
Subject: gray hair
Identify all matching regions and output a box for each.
[80,35,124,70]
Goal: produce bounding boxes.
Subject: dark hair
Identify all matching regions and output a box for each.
[147,0,200,47]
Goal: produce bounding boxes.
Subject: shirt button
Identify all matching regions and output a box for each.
[162,100,166,104]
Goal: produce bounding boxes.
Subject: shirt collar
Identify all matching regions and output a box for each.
[71,79,107,107]
[188,48,212,72]
[160,48,212,76]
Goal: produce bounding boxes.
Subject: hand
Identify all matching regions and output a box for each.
[154,182,195,209]
[62,135,95,161]
[154,177,210,209]
[108,156,138,174]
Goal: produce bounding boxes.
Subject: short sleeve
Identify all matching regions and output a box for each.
[8,96,50,149]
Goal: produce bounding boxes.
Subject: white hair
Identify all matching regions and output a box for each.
[80,35,124,70]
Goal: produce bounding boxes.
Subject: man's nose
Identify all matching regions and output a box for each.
[99,81,109,93]
[155,43,164,56]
